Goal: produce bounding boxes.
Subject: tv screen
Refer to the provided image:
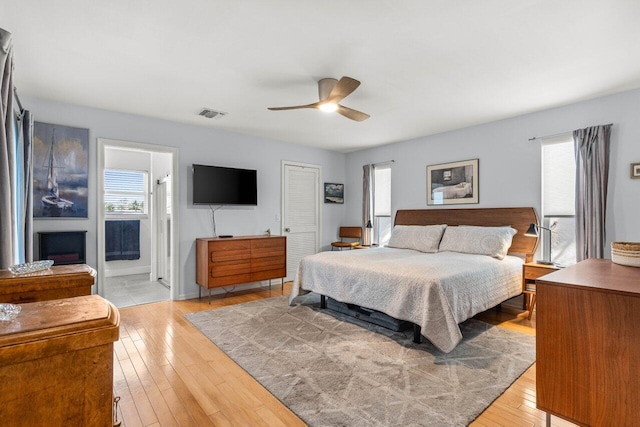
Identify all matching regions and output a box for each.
[192,164,257,205]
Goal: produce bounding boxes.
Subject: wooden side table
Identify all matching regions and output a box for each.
[0,264,96,304]
[522,262,559,320]
[0,295,119,426]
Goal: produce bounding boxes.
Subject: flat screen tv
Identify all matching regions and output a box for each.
[192,164,257,205]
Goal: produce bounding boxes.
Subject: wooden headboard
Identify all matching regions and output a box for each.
[394,207,540,262]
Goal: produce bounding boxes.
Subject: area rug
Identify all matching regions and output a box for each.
[185,293,535,426]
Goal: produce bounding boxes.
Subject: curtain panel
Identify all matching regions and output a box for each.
[574,124,612,262]
[0,27,16,268]
[362,164,373,246]
[0,27,34,268]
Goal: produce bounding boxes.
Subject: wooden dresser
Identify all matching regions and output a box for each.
[0,264,96,304]
[0,295,119,426]
[536,259,640,426]
[196,235,286,300]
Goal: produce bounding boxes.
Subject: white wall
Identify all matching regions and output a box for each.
[345,88,640,257]
[26,96,347,299]
[104,147,152,277]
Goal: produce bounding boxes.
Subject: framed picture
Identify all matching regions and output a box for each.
[324,183,344,204]
[33,122,89,218]
[427,159,479,205]
[631,162,640,179]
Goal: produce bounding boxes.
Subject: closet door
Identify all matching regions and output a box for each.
[282,162,321,281]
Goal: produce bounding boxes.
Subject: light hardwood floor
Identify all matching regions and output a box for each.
[113,284,576,427]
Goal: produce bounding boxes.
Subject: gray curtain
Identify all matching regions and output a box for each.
[0,28,15,268]
[574,124,612,262]
[362,164,373,246]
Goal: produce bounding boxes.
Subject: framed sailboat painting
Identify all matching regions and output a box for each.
[33,122,89,218]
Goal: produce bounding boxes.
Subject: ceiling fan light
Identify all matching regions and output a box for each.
[319,102,338,113]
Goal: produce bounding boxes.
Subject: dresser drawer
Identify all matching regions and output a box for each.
[524,266,554,280]
[210,259,251,277]
[209,240,250,262]
[251,237,285,258]
[252,255,286,272]
[251,268,286,282]
[208,273,252,288]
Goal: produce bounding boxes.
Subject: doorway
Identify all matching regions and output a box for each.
[97,138,179,307]
[281,161,321,281]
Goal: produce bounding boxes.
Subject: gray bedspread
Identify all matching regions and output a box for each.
[289,247,523,353]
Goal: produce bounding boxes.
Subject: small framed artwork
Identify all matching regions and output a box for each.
[427,158,479,205]
[33,122,89,218]
[631,162,640,179]
[324,183,344,204]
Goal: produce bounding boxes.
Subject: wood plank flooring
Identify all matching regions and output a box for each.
[113,284,577,426]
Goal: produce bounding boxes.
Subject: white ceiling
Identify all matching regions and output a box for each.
[4,1,640,153]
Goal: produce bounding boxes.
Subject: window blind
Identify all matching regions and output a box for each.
[374,165,391,216]
[104,169,147,214]
[541,135,575,217]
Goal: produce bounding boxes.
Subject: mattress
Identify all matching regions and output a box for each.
[289,247,523,352]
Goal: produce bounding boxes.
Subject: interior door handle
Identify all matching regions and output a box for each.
[284,228,291,232]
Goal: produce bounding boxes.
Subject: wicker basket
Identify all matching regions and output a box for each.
[611,242,640,267]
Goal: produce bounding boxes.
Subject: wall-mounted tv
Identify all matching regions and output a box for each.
[192,164,257,205]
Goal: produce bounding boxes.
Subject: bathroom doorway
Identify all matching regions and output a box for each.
[97,138,179,308]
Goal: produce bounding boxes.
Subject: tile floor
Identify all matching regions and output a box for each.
[102,273,170,308]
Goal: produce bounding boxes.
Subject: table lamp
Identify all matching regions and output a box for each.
[525,223,554,265]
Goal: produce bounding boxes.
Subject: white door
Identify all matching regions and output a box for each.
[282,162,321,280]
[155,175,172,287]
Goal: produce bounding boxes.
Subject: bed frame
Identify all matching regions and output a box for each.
[320,207,540,343]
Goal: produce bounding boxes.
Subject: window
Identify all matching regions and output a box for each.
[373,164,392,246]
[104,169,148,215]
[541,135,576,266]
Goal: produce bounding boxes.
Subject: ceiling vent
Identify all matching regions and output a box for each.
[198,108,227,119]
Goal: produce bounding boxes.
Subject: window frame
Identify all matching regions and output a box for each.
[373,163,392,246]
[104,168,149,218]
[540,134,576,266]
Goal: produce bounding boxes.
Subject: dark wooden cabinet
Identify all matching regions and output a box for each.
[196,235,286,300]
[536,259,640,426]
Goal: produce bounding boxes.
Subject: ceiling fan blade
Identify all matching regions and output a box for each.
[336,105,370,121]
[268,102,319,111]
[326,76,361,103]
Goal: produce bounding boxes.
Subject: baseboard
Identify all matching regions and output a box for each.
[104,265,151,278]
[178,280,284,301]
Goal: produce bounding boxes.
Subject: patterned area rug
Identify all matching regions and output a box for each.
[185,293,535,426]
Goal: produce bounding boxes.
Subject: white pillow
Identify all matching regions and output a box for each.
[438,225,517,260]
[386,224,447,253]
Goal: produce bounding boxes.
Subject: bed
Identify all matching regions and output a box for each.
[289,207,539,353]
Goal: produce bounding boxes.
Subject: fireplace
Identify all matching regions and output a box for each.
[38,231,87,265]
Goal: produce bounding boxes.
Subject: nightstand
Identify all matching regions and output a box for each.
[522,262,559,320]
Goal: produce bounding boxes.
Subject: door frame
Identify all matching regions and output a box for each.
[281,160,322,280]
[97,138,180,300]
[154,174,170,286]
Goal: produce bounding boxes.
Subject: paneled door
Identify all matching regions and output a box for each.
[282,161,321,281]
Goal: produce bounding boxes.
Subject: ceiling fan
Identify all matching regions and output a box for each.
[268,76,370,121]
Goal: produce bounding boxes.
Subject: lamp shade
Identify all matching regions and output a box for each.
[525,223,538,237]
[365,220,373,229]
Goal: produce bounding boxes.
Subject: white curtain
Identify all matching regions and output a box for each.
[574,124,612,262]
[362,164,373,246]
